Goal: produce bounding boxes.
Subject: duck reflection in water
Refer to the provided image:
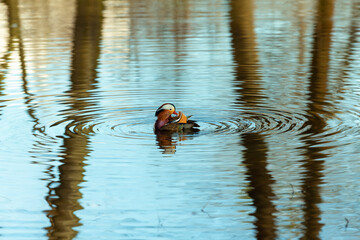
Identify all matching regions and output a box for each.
[154,103,199,154]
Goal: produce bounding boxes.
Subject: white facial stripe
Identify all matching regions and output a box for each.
[161,103,175,111]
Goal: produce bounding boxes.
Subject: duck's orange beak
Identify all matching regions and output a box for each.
[173,110,178,115]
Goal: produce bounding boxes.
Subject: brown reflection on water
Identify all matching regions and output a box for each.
[1,1,12,96]
[44,1,103,239]
[230,0,277,239]
[155,130,198,154]
[155,130,177,154]
[230,0,262,105]
[299,0,335,239]
[231,0,339,238]
[337,1,359,81]
[4,0,44,134]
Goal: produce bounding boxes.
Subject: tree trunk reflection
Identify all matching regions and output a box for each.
[44,1,103,239]
[300,0,335,239]
[230,0,277,239]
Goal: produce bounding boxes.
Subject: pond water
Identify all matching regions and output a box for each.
[0,0,360,239]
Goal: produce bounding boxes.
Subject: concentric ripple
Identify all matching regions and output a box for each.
[199,108,311,136]
[42,107,317,140]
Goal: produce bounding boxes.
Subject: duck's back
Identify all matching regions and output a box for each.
[160,120,199,131]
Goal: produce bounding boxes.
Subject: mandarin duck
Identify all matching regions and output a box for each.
[154,103,199,131]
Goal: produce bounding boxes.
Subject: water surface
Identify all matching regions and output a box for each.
[0,0,360,239]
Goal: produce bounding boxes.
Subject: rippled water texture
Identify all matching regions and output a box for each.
[0,0,360,239]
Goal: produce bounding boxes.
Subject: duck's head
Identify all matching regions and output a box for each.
[155,103,178,117]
